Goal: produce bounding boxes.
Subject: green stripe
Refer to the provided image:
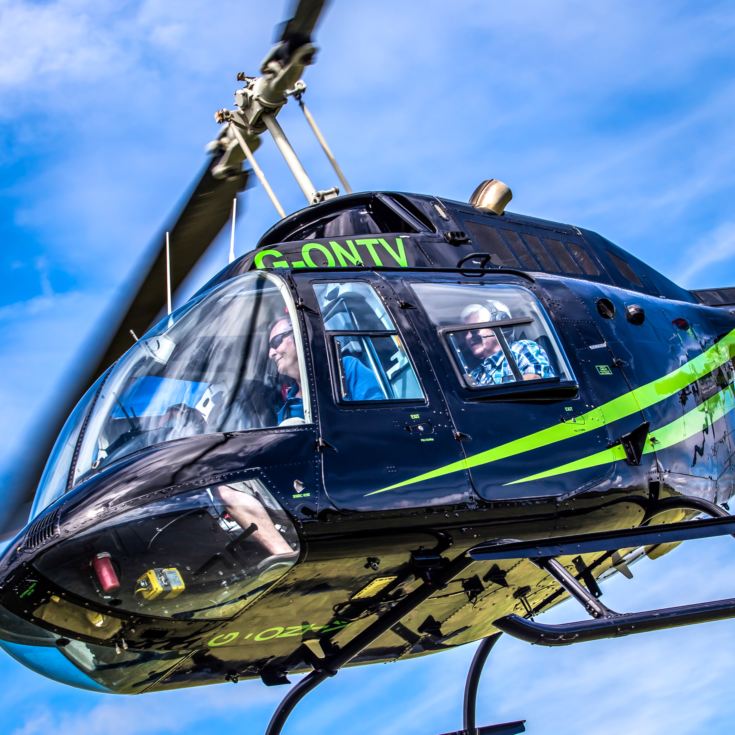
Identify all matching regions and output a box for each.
[366,328,735,496]
[507,385,735,485]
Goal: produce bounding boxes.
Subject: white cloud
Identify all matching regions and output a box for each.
[677,222,735,287]
[0,1,118,90]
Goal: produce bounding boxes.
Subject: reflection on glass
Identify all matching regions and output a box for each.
[333,335,423,401]
[71,273,310,486]
[413,282,573,388]
[30,373,108,519]
[314,282,424,403]
[35,480,300,622]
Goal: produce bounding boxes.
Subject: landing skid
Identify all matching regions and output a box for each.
[265,497,735,734]
[473,496,735,646]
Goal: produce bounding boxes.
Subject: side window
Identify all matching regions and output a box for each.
[314,282,424,403]
[607,250,644,288]
[412,283,574,390]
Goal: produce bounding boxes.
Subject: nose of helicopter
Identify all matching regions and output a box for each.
[0,460,301,691]
[0,590,109,692]
[0,455,300,651]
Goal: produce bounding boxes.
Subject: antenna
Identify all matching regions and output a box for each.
[228,197,237,264]
[165,232,172,317]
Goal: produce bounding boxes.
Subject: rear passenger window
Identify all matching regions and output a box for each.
[314,282,424,403]
[412,283,575,391]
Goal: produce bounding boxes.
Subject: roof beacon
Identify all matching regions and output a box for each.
[470,178,512,215]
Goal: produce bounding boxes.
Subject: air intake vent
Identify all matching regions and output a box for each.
[691,287,735,307]
[23,509,60,551]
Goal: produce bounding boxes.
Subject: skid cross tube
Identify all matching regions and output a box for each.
[265,549,476,735]
[463,633,502,732]
[469,515,735,561]
[485,508,735,647]
[448,633,525,735]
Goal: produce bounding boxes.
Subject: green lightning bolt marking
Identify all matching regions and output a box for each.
[506,385,735,485]
[366,329,735,496]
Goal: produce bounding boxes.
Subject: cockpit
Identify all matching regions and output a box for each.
[30,271,577,522]
[74,273,311,480]
[31,272,312,517]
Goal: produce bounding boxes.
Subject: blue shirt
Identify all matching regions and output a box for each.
[277,383,304,424]
[469,339,554,386]
[277,357,383,423]
[341,356,383,401]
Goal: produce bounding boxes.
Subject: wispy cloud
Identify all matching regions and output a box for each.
[0,1,117,91]
[2,2,735,735]
[677,222,735,287]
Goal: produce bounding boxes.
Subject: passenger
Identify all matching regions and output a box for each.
[268,317,382,424]
[461,302,554,385]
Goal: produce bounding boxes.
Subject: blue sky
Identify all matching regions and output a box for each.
[2,0,735,733]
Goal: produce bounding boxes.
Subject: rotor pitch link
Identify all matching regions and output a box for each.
[227,114,286,219]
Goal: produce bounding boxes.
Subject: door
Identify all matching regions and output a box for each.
[405,278,652,503]
[301,276,471,511]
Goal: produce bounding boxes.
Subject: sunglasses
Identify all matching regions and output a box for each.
[465,329,495,345]
[269,329,293,350]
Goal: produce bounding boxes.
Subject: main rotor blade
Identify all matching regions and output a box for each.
[278,0,329,48]
[1,156,249,538]
[98,163,249,372]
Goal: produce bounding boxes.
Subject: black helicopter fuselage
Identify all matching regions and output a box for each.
[1,192,734,695]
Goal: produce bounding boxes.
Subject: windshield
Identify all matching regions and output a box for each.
[29,372,108,520]
[71,272,309,486]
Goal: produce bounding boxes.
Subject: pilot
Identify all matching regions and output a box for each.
[461,302,554,385]
[268,316,383,423]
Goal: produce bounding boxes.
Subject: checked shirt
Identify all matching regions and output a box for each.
[469,339,555,386]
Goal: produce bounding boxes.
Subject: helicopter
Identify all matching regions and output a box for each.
[2,2,735,735]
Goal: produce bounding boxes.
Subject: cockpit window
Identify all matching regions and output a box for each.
[412,283,574,389]
[29,373,107,520]
[314,282,424,402]
[35,479,299,622]
[70,273,310,486]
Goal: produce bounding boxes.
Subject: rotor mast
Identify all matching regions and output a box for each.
[212,1,348,214]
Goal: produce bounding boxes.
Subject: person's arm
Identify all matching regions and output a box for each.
[341,356,384,400]
[217,485,293,555]
[514,340,554,380]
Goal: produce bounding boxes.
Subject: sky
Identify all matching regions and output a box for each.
[2,0,735,733]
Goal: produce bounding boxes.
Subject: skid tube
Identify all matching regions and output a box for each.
[265,542,523,735]
[473,498,735,646]
[265,500,734,734]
